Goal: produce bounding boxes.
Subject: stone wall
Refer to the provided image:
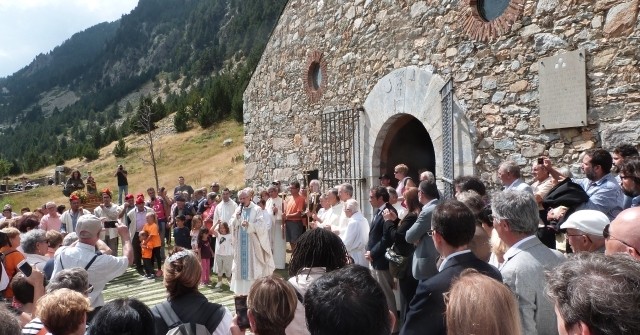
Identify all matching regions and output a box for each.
[243,0,640,190]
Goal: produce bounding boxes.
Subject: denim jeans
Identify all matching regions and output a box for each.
[118,185,128,205]
[158,218,167,260]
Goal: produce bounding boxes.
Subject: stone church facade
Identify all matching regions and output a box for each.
[243,0,640,202]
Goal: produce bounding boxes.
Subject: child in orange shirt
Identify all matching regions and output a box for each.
[1,228,25,299]
[142,212,162,279]
[139,230,154,279]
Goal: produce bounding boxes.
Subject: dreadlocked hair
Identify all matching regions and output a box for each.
[288,228,350,277]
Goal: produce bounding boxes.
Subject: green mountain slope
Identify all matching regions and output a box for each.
[0,0,287,174]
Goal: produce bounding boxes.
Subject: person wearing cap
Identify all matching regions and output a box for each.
[51,214,133,311]
[560,210,609,253]
[60,195,91,235]
[94,189,120,257]
[127,194,154,272]
[379,174,392,187]
[171,194,195,229]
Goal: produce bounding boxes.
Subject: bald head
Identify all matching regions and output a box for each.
[605,207,640,260]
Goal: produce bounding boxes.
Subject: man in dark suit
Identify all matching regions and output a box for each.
[365,186,399,333]
[401,200,502,335]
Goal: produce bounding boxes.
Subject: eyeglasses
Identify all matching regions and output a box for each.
[603,224,639,254]
[85,285,94,294]
[565,232,592,243]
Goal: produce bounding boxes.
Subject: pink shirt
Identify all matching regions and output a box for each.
[149,198,166,219]
[40,214,62,232]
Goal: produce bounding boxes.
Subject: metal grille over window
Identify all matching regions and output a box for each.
[440,79,455,200]
[320,108,364,202]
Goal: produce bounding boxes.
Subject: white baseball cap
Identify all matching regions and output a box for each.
[560,210,609,237]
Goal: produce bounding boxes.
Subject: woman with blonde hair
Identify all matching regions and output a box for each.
[394,164,416,201]
[36,288,92,335]
[152,247,232,334]
[231,275,297,335]
[446,269,521,335]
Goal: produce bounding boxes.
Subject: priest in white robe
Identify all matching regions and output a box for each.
[230,188,275,295]
[341,199,369,267]
[266,185,286,269]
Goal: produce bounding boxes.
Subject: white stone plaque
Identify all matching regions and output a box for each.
[539,49,587,130]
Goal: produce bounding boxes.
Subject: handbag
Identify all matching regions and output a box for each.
[385,245,404,265]
[385,244,408,279]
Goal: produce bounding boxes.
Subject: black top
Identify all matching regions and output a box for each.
[116,170,128,186]
[385,212,418,257]
[401,252,502,335]
[173,227,191,249]
[153,291,225,334]
[367,202,399,270]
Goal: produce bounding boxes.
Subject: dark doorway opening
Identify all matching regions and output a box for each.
[379,115,436,187]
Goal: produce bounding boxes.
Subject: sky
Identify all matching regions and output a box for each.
[0,0,139,77]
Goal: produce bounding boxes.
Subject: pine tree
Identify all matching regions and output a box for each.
[113,139,129,158]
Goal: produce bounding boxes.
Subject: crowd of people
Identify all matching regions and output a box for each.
[1,148,640,334]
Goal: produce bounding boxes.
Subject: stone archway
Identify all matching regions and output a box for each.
[378,114,436,186]
[361,66,475,212]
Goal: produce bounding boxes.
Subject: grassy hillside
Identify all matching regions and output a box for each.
[0,118,245,210]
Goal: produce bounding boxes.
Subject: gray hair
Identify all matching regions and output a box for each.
[386,187,398,199]
[339,183,353,197]
[345,199,359,213]
[47,267,90,294]
[420,171,435,182]
[499,161,521,178]
[546,253,640,334]
[62,232,78,246]
[267,185,279,193]
[238,188,252,198]
[21,229,46,254]
[491,190,538,234]
[455,190,484,215]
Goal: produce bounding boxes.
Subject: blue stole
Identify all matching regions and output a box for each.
[239,207,249,280]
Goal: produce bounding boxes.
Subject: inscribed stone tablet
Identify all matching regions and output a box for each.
[539,49,587,130]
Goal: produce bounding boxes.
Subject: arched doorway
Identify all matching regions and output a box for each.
[378,114,436,186]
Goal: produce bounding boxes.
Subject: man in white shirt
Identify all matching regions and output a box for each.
[94,190,120,256]
[126,195,154,272]
[51,214,133,312]
[213,188,238,226]
[266,185,286,269]
[60,194,91,235]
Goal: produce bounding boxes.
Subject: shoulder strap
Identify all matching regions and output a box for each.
[58,254,65,270]
[84,252,101,270]
[154,301,182,328]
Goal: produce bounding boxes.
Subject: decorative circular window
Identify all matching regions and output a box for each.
[477,0,510,21]
[304,50,327,103]
[460,0,525,41]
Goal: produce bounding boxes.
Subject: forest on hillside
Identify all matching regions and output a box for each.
[0,0,287,174]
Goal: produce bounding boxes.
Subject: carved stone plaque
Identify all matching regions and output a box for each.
[539,50,587,130]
